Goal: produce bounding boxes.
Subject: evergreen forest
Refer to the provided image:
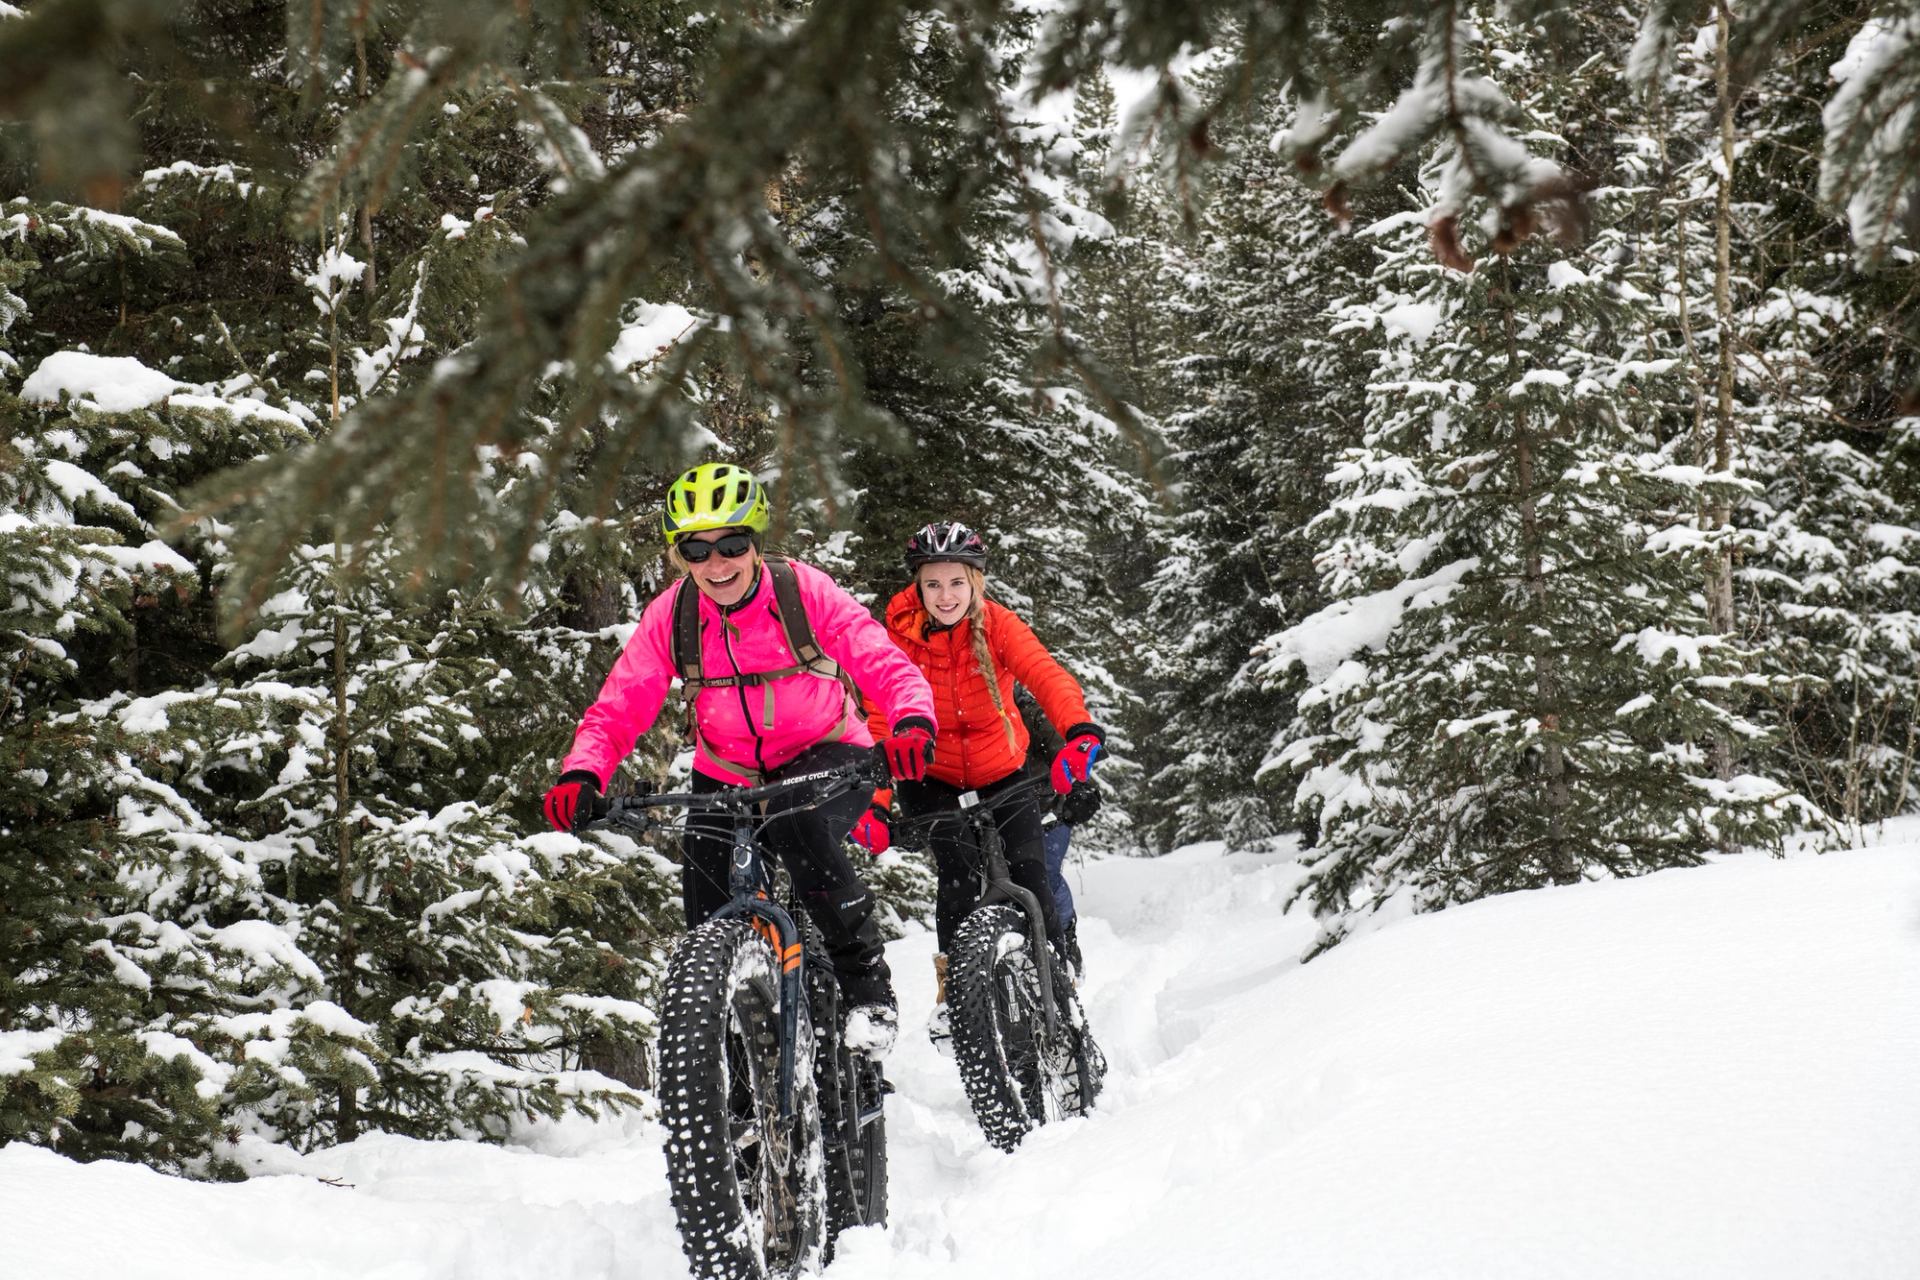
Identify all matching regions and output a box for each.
[3,0,1917,1175]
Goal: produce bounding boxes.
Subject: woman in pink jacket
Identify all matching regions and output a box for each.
[544,464,937,1051]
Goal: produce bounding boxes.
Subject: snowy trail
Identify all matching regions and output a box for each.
[829,842,1326,1277]
[8,840,1920,1279]
[841,841,1920,1280]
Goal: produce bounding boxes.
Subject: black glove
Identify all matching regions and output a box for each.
[1056,779,1101,826]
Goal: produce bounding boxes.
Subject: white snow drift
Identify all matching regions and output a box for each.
[5,834,1916,1279]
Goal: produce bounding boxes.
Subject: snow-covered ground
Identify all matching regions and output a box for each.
[9,831,1919,1279]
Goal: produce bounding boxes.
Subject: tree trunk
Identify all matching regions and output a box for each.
[332,590,359,1142]
[564,567,643,1090]
[579,1036,653,1091]
[560,573,624,632]
[329,272,360,1140]
[356,30,377,311]
[1501,259,1575,884]
[1706,0,1739,784]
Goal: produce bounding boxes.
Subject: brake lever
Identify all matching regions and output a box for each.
[585,788,661,834]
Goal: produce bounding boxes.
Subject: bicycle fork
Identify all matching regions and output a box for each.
[959,790,1062,1042]
[711,816,808,1119]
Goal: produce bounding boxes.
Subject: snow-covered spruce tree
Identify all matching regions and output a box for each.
[1,199,335,1173]
[1622,0,1761,789]
[1050,68,1190,849]
[1714,15,1920,836]
[1060,67,1181,420]
[1262,12,1813,949]
[5,279,494,1166]
[1737,288,1920,823]
[1040,62,1194,850]
[1130,67,1375,850]
[1627,5,1920,836]
[1745,427,1920,839]
[0,353,314,1174]
[0,387,232,1169]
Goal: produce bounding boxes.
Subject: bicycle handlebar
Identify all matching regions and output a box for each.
[887,770,1062,840]
[584,752,891,833]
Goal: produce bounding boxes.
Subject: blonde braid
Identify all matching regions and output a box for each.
[964,566,1017,748]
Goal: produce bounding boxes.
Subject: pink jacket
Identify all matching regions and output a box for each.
[562,559,935,786]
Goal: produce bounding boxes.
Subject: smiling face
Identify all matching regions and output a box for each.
[683,528,759,607]
[915,562,975,627]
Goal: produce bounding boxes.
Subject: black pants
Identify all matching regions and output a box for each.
[681,743,892,1006]
[896,762,1065,957]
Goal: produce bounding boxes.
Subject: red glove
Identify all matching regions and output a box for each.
[849,804,891,855]
[1050,725,1104,795]
[543,771,600,832]
[881,719,935,782]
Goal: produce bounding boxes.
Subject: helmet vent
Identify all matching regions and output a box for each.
[663,463,771,544]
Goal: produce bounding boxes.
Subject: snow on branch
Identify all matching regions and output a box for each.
[1820,13,1920,260]
[1256,557,1480,686]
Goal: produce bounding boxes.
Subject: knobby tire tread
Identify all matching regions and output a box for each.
[947,905,1047,1151]
[802,922,889,1251]
[658,920,827,1280]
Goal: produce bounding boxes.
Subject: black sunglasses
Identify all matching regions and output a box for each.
[680,531,757,563]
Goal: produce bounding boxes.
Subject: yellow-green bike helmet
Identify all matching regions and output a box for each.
[662,462,771,544]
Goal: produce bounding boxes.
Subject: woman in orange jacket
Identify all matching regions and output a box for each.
[851,522,1104,1034]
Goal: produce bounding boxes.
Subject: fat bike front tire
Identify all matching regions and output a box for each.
[947,903,1105,1152]
[803,936,889,1250]
[658,920,829,1280]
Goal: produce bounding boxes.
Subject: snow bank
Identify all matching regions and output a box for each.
[5,841,1916,1279]
[854,843,1920,1280]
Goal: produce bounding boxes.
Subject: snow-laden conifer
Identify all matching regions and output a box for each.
[2,219,313,1170]
[1648,18,1920,840]
[1263,15,1815,948]
[1134,69,1372,849]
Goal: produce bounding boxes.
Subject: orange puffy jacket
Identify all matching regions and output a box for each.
[867,585,1096,789]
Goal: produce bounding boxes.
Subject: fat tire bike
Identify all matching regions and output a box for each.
[902,773,1106,1152]
[588,755,891,1280]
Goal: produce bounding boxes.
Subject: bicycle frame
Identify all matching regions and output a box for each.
[914,774,1067,1041]
[593,759,883,1118]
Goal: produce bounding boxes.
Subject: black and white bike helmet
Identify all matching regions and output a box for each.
[904,521,989,572]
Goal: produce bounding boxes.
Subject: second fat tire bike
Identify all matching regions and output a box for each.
[589,756,890,1280]
[911,774,1106,1153]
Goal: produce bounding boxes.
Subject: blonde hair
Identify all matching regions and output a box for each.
[921,563,1016,749]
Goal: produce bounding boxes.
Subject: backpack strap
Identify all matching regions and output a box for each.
[669,577,705,684]
[668,571,803,691]
[667,560,866,780]
[764,557,861,702]
[667,579,715,766]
